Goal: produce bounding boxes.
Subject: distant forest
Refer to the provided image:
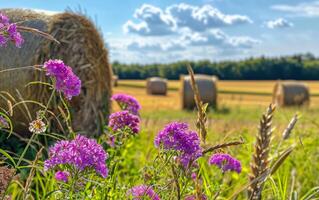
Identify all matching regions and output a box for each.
[112,53,319,80]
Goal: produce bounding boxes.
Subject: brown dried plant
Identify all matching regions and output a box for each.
[248,104,276,200]
[186,64,208,144]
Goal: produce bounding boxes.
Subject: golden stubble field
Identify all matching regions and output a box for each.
[114,80,319,111]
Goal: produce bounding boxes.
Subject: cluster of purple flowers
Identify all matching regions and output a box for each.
[0,12,24,47]
[128,185,160,200]
[209,153,242,173]
[43,59,81,100]
[154,122,202,167]
[111,94,141,115]
[44,135,108,178]
[108,111,140,134]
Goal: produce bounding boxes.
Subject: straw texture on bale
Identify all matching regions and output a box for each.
[146,77,167,95]
[180,74,217,109]
[273,81,309,107]
[0,9,112,135]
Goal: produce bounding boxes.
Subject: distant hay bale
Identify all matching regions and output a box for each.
[146,77,167,95]
[0,9,112,135]
[180,74,217,109]
[212,75,219,81]
[112,75,118,87]
[273,81,310,107]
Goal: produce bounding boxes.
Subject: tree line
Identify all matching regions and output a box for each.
[112,53,319,80]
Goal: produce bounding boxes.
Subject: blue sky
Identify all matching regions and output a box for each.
[1,0,319,63]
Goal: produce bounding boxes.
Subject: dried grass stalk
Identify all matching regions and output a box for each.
[186,65,208,143]
[0,9,112,135]
[146,77,167,95]
[282,114,298,140]
[273,81,310,107]
[248,104,276,200]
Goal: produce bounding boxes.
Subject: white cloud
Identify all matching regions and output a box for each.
[127,38,186,52]
[265,18,293,29]
[123,4,176,36]
[118,3,259,63]
[181,30,260,49]
[272,1,319,17]
[123,3,252,36]
[32,9,59,15]
[167,3,252,32]
[122,29,259,58]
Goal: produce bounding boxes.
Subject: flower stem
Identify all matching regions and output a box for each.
[171,164,181,200]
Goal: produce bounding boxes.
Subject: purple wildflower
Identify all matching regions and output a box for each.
[191,172,197,181]
[7,24,24,47]
[44,135,108,178]
[111,94,141,115]
[0,12,24,47]
[55,171,70,182]
[0,13,9,25]
[209,153,241,173]
[128,185,160,200]
[43,59,81,100]
[154,122,202,167]
[0,116,9,128]
[106,134,115,147]
[184,195,207,200]
[108,111,140,134]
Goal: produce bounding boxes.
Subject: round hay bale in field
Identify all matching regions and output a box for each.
[112,75,118,87]
[180,74,217,109]
[273,81,310,107]
[212,75,219,81]
[146,77,167,95]
[0,9,112,135]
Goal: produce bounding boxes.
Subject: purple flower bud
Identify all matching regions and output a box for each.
[128,185,160,200]
[209,153,242,173]
[111,94,141,115]
[0,116,9,128]
[55,171,70,182]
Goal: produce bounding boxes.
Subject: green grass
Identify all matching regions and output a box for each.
[137,104,319,199]
[2,87,319,199]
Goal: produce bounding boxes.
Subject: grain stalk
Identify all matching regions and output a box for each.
[187,64,208,144]
[23,147,44,199]
[202,139,244,155]
[248,104,276,200]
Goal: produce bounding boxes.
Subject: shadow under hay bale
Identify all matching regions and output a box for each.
[0,9,112,136]
[180,74,217,109]
[146,77,167,95]
[112,75,118,87]
[273,81,310,107]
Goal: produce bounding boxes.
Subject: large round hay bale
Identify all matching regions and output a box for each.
[146,77,167,95]
[273,81,310,107]
[0,9,112,135]
[180,74,217,109]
